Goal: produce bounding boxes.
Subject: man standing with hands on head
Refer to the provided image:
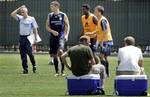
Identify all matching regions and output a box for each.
[46,1,70,77]
[10,5,38,74]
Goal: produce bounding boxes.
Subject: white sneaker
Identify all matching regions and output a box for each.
[49,59,54,65]
[54,73,59,77]
[61,73,66,77]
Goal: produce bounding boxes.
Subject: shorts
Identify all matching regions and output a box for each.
[96,41,113,56]
[49,35,65,54]
[116,71,141,75]
[90,64,107,79]
[90,38,97,52]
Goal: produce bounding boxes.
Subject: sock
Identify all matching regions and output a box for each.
[105,60,109,76]
[101,60,106,66]
[53,57,59,73]
[59,57,65,74]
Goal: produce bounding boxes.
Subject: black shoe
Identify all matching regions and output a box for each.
[49,60,54,65]
[23,70,28,74]
[99,89,105,95]
[33,66,36,73]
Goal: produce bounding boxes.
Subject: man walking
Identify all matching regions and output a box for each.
[46,1,70,77]
[94,5,113,77]
[10,5,38,74]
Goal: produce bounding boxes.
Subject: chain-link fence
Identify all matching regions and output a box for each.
[0,0,150,51]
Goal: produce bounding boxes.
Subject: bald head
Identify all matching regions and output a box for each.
[20,7,28,13]
[124,36,135,46]
[19,6,28,17]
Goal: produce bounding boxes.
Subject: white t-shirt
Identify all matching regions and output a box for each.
[117,45,143,72]
[16,14,38,36]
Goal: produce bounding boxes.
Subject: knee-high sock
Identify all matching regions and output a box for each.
[101,60,106,66]
[101,60,109,76]
[53,57,59,73]
[105,60,109,76]
[59,57,64,74]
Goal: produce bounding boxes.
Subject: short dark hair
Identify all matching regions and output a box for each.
[82,4,90,11]
[79,35,90,43]
[124,36,135,46]
[96,5,104,14]
[50,1,60,7]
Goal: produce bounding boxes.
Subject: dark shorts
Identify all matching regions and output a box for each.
[96,41,113,56]
[90,38,97,52]
[49,35,65,54]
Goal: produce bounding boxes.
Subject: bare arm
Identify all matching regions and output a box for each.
[61,52,71,70]
[45,15,59,36]
[33,28,38,41]
[64,14,70,41]
[10,5,25,20]
[138,59,143,67]
[89,58,96,65]
[101,19,109,42]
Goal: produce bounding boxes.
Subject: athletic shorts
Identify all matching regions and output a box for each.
[49,35,65,54]
[90,38,97,52]
[96,41,113,56]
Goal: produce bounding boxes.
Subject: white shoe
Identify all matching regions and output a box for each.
[54,73,59,77]
[61,73,66,77]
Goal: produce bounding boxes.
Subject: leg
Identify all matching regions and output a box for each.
[53,54,59,74]
[50,37,59,76]
[91,64,106,95]
[26,38,36,73]
[49,36,54,65]
[58,36,65,76]
[99,53,107,72]
[104,56,109,77]
[99,44,110,77]
[19,37,28,74]
[90,38,97,52]
[58,49,65,75]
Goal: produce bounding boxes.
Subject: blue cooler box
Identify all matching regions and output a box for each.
[66,74,101,95]
[115,75,148,96]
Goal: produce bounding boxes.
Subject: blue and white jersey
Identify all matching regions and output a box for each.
[48,12,65,37]
[16,14,38,36]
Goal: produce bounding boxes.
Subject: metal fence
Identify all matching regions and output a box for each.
[0,0,150,51]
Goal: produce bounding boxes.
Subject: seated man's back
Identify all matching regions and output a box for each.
[68,44,93,76]
[117,36,144,75]
[118,45,142,72]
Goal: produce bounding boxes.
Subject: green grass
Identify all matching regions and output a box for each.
[0,54,149,97]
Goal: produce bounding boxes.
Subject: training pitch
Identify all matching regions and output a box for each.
[0,54,149,97]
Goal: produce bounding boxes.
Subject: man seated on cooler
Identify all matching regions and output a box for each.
[61,35,106,95]
[117,36,144,75]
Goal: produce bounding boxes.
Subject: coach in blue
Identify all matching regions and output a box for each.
[46,1,70,77]
[10,5,38,74]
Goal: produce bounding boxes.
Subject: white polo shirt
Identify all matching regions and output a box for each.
[16,14,38,36]
[117,45,143,72]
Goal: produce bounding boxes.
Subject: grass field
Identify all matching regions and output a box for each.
[0,54,149,97]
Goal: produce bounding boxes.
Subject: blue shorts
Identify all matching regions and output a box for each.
[96,41,113,56]
[49,35,65,54]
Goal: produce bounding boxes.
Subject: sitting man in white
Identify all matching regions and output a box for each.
[117,36,144,75]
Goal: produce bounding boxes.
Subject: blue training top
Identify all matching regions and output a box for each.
[48,12,65,37]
